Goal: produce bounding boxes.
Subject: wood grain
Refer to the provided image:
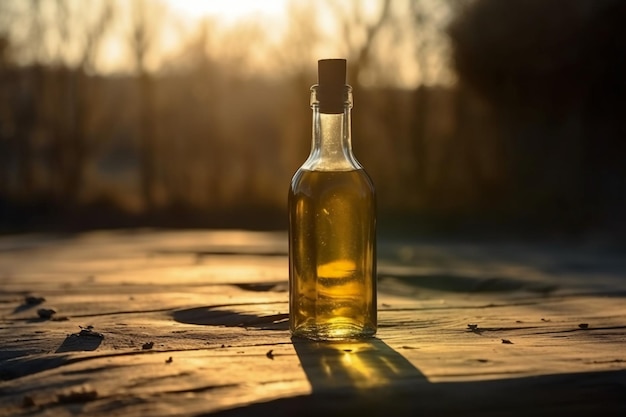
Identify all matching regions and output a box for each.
[1,230,625,416]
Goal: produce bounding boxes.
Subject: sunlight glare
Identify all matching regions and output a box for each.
[164,0,288,23]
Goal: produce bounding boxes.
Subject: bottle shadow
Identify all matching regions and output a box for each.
[172,305,288,330]
[291,337,431,415]
[210,335,626,417]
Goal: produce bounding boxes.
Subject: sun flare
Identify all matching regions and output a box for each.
[164,0,288,22]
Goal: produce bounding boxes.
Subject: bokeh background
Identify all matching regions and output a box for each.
[0,0,624,240]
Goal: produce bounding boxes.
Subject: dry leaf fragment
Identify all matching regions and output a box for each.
[22,396,35,408]
[57,389,98,404]
[25,296,45,305]
[77,328,104,338]
[37,308,56,319]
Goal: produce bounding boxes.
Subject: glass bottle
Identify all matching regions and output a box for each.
[288,59,376,340]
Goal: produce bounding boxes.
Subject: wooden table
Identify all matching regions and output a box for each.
[1,230,625,416]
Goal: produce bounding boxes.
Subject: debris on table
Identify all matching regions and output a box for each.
[37,308,56,319]
[142,341,155,350]
[76,327,104,339]
[57,388,98,404]
[21,396,35,408]
[25,295,46,305]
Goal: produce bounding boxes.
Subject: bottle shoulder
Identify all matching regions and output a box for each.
[299,154,363,172]
[289,168,375,194]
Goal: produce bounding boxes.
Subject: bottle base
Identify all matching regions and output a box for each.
[291,322,376,341]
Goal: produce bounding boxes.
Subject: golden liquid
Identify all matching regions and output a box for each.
[289,169,376,340]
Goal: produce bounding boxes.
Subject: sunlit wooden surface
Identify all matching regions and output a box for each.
[1,230,625,416]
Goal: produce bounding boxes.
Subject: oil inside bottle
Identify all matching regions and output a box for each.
[289,168,376,340]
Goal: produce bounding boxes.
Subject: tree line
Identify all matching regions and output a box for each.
[1,0,623,238]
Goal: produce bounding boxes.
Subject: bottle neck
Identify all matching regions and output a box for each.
[301,85,361,171]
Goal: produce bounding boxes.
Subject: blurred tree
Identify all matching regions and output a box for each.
[450,0,626,232]
[0,35,10,193]
[55,0,114,204]
[0,0,114,204]
[328,0,392,87]
[408,0,456,202]
[129,0,161,211]
[275,0,320,172]
[2,0,47,198]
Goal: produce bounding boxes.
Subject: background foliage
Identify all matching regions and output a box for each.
[0,0,624,239]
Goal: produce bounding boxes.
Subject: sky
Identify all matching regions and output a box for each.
[163,0,290,23]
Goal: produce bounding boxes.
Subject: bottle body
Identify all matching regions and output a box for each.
[288,63,376,340]
[289,168,376,340]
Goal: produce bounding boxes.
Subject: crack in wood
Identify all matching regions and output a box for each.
[533,325,626,335]
[162,382,240,394]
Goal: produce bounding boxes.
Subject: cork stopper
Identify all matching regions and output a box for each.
[318,59,347,114]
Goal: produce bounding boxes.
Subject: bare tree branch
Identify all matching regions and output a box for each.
[327,0,392,86]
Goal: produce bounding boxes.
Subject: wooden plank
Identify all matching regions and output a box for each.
[1,230,625,416]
